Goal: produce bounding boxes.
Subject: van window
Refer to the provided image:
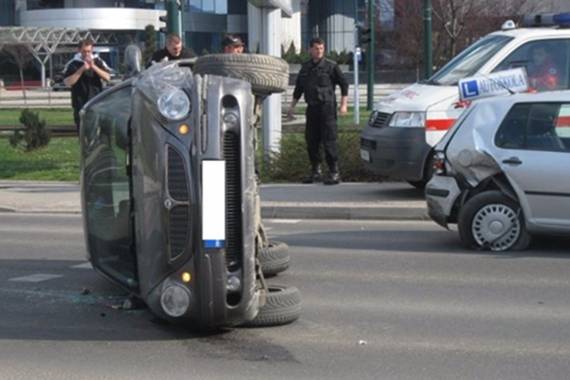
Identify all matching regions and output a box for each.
[493,39,570,91]
[428,35,513,86]
[496,102,570,152]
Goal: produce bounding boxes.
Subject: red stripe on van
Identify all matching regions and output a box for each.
[426,119,455,131]
[556,116,570,128]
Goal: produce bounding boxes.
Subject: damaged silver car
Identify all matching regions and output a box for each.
[426,91,570,251]
[79,50,300,329]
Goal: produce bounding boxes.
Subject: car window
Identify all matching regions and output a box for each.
[496,102,570,152]
[429,35,513,86]
[493,39,570,91]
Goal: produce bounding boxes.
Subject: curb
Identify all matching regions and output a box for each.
[0,204,429,221]
[261,205,428,221]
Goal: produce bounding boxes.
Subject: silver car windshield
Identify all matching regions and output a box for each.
[428,35,513,86]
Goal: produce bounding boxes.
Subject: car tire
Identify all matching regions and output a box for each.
[458,190,530,252]
[244,285,301,327]
[193,54,289,96]
[259,240,290,277]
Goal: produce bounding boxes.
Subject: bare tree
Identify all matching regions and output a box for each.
[3,44,34,104]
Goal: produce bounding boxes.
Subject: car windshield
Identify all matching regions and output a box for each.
[428,35,514,86]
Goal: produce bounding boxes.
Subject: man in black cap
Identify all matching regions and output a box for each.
[222,34,245,54]
[287,37,349,185]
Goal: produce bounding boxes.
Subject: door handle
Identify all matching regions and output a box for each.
[502,157,522,165]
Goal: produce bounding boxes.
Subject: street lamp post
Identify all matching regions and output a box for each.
[367,0,375,110]
[423,0,433,79]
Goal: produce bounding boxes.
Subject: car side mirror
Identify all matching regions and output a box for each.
[124,44,142,77]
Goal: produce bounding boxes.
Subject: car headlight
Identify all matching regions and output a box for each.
[157,88,191,121]
[388,112,426,128]
[368,110,379,125]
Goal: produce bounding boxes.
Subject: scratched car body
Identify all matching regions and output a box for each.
[426,91,570,251]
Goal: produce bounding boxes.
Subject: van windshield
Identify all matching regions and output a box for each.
[428,35,513,86]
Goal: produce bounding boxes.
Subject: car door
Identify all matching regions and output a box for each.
[494,101,570,229]
[81,84,138,290]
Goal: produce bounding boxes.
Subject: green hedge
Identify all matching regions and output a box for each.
[260,131,383,183]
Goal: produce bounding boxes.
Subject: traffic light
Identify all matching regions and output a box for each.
[358,25,372,47]
[159,14,168,34]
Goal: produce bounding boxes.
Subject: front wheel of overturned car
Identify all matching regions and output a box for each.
[193,54,289,97]
[244,285,301,327]
[458,191,530,252]
[260,240,290,277]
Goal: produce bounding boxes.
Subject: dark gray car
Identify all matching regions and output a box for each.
[80,55,300,329]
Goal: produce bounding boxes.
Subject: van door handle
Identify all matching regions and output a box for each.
[502,157,522,165]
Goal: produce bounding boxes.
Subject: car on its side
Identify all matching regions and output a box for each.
[426,91,570,251]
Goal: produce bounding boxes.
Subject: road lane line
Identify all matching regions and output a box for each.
[70,262,92,269]
[8,274,63,283]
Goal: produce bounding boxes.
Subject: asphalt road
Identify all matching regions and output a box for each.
[1,214,570,379]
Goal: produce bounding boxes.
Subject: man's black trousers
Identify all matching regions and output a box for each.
[305,102,338,170]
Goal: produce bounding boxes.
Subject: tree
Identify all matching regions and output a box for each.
[143,24,157,65]
[3,44,34,105]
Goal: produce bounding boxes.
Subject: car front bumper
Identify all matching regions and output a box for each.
[360,125,431,181]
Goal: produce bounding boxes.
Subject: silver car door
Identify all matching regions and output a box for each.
[494,102,570,229]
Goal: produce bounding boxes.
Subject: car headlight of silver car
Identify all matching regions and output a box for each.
[388,112,426,128]
[157,88,190,121]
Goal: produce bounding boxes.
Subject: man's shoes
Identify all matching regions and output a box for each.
[302,170,322,184]
[324,171,340,185]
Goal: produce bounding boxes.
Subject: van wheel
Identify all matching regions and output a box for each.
[260,240,290,277]
[244,285,301,327]
[458,191,530,251]
[407,154,435,189]
[193,54,289,96]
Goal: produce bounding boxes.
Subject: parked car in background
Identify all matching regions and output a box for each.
[361,13,570,188]
[426,90,570,251]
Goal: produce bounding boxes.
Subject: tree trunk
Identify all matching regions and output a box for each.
[18,67,27,105]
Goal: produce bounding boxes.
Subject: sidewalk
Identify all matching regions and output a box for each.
[0,180,428,220]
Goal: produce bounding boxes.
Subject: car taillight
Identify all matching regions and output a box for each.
[433,151,447,175]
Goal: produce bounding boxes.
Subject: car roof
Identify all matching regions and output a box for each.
[476,90,570,108]
[491,27,570,39]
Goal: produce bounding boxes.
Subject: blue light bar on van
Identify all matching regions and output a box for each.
[522,13,570,28]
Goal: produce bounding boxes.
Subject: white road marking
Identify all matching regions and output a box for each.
[71,262,92,269]
[9,274,63,283]
[266,219,301,224]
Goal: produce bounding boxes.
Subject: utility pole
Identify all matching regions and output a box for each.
[164,0,183,38]
[423,0,433,78]
[353,0,360,125]
[367,0,375,110]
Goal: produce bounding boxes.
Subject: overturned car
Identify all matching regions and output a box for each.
[80,52,300,328]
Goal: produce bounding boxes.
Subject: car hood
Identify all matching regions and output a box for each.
[375,83,459,113]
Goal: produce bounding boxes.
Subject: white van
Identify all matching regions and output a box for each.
[360,13,570,188]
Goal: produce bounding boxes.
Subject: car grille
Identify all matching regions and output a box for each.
[167,146,189,201]
[372,112,392,128]
[167,146,190,260]
[223,131,242,272]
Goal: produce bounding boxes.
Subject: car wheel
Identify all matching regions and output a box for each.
[193,54,289,97]
[259,240,290,277]
[458,191,530,251]
[244,285,301,327]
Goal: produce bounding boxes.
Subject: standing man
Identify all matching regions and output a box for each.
[63,38,111,133]
[149,33,194,66]
[222,35,245,54]
[287,37,348,185]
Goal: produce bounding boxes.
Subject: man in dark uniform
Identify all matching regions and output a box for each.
[287,37,349,185]
[148,33,194,66]
[63,38,111,133]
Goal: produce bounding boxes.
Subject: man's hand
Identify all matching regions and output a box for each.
[286,106,296,121]
[339,103,348,116]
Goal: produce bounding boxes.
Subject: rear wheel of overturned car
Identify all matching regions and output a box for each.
[458,191,530,252]
[244,285,301,327]
[260,240,290,277]
[193,54,289,97]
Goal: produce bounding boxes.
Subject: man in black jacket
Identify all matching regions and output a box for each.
[287,37,349,185]
[63,38,111,133]
[149,33,194,66]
